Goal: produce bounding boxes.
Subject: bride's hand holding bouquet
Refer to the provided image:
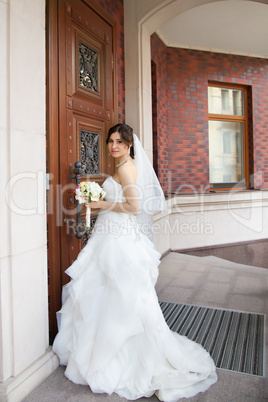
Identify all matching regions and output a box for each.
[75,181,106,229]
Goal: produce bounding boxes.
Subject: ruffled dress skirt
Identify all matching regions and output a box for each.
[53,179,217,401]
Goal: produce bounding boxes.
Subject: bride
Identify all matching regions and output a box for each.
[53,123,217,401]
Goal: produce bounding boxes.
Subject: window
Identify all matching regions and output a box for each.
[208,83,249,190]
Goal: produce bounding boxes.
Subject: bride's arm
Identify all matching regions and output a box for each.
[87,165,139,215]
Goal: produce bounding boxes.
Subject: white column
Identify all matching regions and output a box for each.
[0,1,58,401]
[124,0,179,159]
[124,0,140,135]
[124,0,154,160]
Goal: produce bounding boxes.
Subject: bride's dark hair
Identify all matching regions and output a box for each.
[106,123,135,159]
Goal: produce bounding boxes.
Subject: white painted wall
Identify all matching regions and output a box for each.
[0,1,58,400]
[154,191,268,255]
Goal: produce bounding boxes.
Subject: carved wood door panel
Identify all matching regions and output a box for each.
[59,0,115,278]
[47,0,116,340]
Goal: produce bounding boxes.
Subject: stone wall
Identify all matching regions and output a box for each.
[0,1,58,400]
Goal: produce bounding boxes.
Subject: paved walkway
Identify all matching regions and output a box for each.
[23,253,268,402]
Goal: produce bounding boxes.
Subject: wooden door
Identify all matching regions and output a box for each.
[47,0,117,341]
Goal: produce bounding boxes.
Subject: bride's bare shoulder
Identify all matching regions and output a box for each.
[118,159,137,182]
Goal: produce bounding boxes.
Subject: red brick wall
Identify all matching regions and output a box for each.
[151,33,268,194]
[94,0,125,122]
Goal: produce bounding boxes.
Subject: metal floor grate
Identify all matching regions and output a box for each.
[159,301,265,377]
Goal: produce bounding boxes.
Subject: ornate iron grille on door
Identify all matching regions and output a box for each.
[65,129,100,240]
[80,130,100,175]
[79,41,99,93]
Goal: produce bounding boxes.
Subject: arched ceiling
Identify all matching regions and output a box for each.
[156,0,268,58]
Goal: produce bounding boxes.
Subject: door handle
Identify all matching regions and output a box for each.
[64,217,85,239]
[68,161,87,239]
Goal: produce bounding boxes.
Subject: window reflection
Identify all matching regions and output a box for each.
[209,121,243,184]
[208,87,244,116]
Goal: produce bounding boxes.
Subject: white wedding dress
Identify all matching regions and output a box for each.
[53,176,217,401]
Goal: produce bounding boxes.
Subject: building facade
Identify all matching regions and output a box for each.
[1,0,268,400]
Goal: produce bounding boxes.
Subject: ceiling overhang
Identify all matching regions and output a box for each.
[156,1,268,58]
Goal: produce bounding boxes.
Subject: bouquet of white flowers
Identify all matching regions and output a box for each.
[74,181,106,229]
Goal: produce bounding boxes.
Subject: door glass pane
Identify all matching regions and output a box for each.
[209,121,243,184]
[208,87,244,116]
